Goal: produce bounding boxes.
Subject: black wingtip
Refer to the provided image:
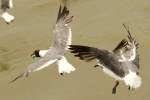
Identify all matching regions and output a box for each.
[123,24,134,42]
[57,5,69,22]
[9,73,24,84]
[69,45,98,62]
[123,23,139,48]
[113,39,128,52]
[57,5,62,22]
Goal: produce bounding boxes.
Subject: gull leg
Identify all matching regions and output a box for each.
[112,80,119,94]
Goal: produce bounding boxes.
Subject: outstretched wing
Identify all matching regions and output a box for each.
[69,45,103,61]
[122,24,139,67]
[51,5,73,51]
[113,24,139,69]
[9,48,59,83]
[123,24,139,48]
[69,45,126,77]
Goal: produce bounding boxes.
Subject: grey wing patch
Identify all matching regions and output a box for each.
[25,56,57,73]
[51,5,73,50]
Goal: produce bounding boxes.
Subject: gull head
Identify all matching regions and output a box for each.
[31,49,48,58]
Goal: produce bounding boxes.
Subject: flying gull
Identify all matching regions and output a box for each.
[69,24,141,94]
[0,0,14,24]
[10,5,75,83]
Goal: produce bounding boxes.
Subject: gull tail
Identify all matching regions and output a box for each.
[123,71,142,89]
[57,56,76,75]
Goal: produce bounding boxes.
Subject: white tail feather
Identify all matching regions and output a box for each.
[123,71,142,89]
[57,56,76,74]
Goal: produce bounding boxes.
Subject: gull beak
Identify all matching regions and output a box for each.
[31,53,36,59]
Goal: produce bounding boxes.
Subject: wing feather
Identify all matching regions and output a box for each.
[69,45,126,77]
[51,5,73,50]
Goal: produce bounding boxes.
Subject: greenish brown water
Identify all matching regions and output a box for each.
[0,0,150,100]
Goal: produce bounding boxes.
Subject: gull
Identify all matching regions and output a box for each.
[0,0,14,24]
[10,5,75,83]
[69,24,141,94]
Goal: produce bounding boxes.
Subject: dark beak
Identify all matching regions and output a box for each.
[31,53,36,59]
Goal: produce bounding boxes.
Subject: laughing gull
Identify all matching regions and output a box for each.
[0,0,14,24]
[69,24,141,94]
[10,5,75,83]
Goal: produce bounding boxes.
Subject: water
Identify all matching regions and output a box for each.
[0,0,150,100]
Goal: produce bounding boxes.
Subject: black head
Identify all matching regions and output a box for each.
[31,50,40,58]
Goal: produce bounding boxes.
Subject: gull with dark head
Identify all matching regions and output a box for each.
[69,24,141,94]
[10,5,75,83]
[0,0,14,24]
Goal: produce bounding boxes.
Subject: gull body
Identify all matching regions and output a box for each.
[69,24,141,94]
[10,5,75,83]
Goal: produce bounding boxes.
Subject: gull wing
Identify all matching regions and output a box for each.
[113,24,140,69]
[69,45,127,77]
[51,5,73,51]
[113,24,139,64]
[113,39,128,58]
[122,24,139,68]
[9,48,60,83]
[1,0,12,11]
